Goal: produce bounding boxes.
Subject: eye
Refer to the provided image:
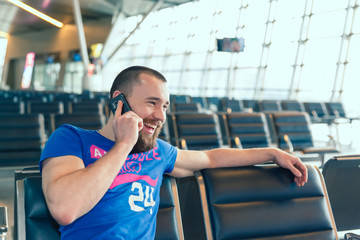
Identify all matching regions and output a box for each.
[148,101,156,106]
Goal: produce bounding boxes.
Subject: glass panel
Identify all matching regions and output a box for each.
[164,70,181,94]
[33,63,61,91]
[342,35,360,115]
[352,7,360,34]
[277,0,306,19]
[264,41,298,90]
[210,52,232,69]
[312,0,348,14]
[204,69,228,96]
[187,53,207,69]
[63,62,84,93]
[272,18,302,43]
[297,36,341,101]
[232,68,257,99]
[179,70,202,96]
[308,10,347,39]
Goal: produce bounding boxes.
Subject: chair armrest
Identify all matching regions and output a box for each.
[345,233,360,240]
[311,110,321,122]
[284,134,294,153]
[234,137,243,149]
[180,138,188,150]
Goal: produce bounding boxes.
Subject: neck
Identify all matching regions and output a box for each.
[98,115,115,141]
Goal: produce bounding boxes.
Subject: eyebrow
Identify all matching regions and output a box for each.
[146,97,169,106]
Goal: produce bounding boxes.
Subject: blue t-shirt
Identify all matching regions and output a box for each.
[39,124,178,240]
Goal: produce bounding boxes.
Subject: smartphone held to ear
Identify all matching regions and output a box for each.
[108,93,132,115]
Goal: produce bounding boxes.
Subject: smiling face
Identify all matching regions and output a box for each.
[126,73,170,153]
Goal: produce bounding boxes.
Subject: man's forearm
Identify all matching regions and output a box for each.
[205,147,278,169]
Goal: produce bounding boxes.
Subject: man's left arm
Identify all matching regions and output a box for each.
[169,147,308,187]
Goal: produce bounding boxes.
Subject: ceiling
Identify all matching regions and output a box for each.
[0,0,195,36]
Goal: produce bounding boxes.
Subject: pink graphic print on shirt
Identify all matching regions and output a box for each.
[90,145,161,189]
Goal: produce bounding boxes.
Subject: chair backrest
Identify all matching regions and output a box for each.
[69,101,105,115]
[219,99,242,112]
[172,102,201,112]
[325,102,346,118]
[158,119,171,143]
[50,113,106,133]
[259,100,281,112]
[222,112,271,148]
[155,175,184,240]
[322,155,360,232]
[271,111,314,150]
[281,100,305,112]
[0,101,25,114]
[241,99,260,112]
[206,97,221,111]
[170,95,191,104]
[27,101,64,114]
[0,114,46,167]
[172,112,223,150]
[15,169,183,240]
[303,102,330,122]
[16,176,60,240]
[191,96,207,109]
[195,165,338,240]
[27,101,65,135]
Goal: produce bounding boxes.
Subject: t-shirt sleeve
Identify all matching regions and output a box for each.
[39,125,83,172]
[157,139,178,174]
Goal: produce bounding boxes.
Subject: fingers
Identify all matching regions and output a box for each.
[281,154,308,187]
[137,116,144,131]
[113,102,143,133]
[288,165,303,187]
[292,161,308,187]
[289,164,302,178]
[115,100,123,117]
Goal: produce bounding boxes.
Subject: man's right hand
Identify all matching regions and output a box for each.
[112,100,143,148]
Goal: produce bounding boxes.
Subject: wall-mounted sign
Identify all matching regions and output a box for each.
[21,52,35,89]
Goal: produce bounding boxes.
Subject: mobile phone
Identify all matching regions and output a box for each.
[108,93,132,115]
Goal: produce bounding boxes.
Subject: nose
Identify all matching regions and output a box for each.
[154,106,166,124]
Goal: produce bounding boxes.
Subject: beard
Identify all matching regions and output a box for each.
[130,120,163,154]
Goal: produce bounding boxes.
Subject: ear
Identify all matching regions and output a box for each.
[112,90,121,99]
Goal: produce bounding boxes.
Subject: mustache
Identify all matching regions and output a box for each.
[143,119,162,128]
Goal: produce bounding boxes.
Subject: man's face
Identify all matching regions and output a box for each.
[126,73,169,153]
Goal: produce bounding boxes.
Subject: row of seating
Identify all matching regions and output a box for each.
[0,90,108,104]
[0,100,107,136]
[0,100,108,116]
[171,98,356,125]
[0,110,339,167]
[1,90,355,125]
[10,156,360,240]
[0,113,105,167]
[162,111,339,167]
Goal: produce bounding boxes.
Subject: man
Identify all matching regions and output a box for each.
[40,66,307,239]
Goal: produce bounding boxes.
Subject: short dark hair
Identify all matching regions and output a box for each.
[110,66,167,99]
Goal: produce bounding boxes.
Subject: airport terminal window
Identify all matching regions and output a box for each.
[102,0,360,114]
